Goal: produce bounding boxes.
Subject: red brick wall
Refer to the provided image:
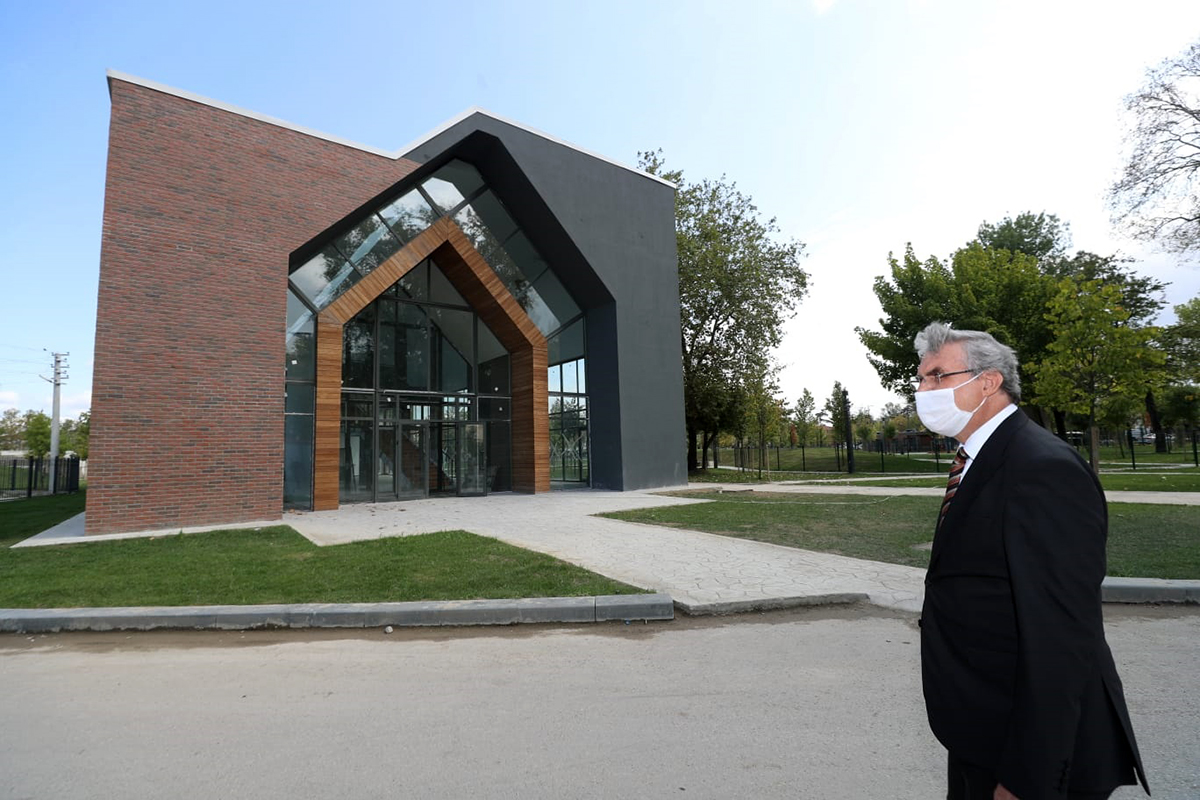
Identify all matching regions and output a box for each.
[88,79,419,534]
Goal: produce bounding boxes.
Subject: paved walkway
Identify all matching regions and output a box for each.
[286,489,928,612]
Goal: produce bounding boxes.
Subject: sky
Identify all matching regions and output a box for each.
[2,0,1199,422]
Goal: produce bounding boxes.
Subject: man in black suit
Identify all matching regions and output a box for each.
[914,322,1149,800]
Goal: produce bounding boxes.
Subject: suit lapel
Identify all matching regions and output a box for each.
[928,411,1027,573]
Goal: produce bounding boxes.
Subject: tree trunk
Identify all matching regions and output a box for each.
[701,431,715,470]
[1052,408,1068,439]
[1145,390,1167,454]
[687,425,698,472]
[1087,424,1101,475]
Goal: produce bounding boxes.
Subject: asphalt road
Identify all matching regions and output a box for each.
[1,605,1196,799]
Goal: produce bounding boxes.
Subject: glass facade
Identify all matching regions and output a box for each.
[549,357,589,483]
[335,257,512,503]
[284,158,590,508]
[284,288,316,509]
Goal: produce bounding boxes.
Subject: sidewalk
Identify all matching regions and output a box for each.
[4,485,1198,632]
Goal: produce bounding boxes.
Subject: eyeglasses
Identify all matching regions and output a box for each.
[912,369,976,391]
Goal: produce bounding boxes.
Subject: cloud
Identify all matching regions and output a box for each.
[812,0,838,14]
[0,390,19,410]
[60,392,92,420]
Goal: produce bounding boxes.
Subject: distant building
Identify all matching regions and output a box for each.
[88,72,686,534]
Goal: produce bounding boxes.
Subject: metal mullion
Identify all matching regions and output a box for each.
[444,183,489,219]
[372,298,381,503]
[416,185,442,218]
[543,312,586,348]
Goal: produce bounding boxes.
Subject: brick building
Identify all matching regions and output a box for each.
[88,72,685,535]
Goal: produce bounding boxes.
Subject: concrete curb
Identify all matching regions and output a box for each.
[675,593,872,616]
[1101,577,1200,605]
[0,594,675,633]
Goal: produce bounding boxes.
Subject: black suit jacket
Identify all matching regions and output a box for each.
[921,410,1149,799]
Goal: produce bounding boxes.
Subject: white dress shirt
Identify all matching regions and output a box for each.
[958,403,1019,483]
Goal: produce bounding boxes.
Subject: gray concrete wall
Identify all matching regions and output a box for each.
[406,116,686,490]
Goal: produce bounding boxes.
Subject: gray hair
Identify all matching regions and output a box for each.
[914,322,1022,403]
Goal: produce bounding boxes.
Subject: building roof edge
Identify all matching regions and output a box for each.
[104,71,675,189]
[397,106,677,189]
[105,70,399,158]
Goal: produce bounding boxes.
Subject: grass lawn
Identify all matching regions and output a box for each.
[0,493,642,608]
[1097,472,1200,492]
[604,491,1200,579]
[0,491,87,545]
[785,473,1200,493]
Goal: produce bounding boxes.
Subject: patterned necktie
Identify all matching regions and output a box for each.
[938,447,969,530]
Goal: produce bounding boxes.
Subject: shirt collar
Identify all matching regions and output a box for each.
[960,403,1019,462]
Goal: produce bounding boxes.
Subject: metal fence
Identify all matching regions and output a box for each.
[709,427,1199,476]
[0,456,82,500]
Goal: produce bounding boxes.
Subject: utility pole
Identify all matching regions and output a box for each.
[41,351,69,490]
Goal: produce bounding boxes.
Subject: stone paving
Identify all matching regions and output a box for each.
[288,487,929,613]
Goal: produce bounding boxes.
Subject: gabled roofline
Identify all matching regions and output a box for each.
[105,70,676,188]
[396,106,676,189]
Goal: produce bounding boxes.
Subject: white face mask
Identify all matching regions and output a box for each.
[915,373,985,439]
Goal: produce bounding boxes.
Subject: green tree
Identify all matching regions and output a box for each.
[1159,384,1200,435]
[744,359,785,478]
[975,211,1071,264]
[853,410,876,450]
[1052,252,1170,448]
[23,410,51,458]
[792,388,817,447]
[856,245,962,396]
[881,420,898,450]
[1030,279,1166,471]
[1098,393,1143,456]
[951,241,1054,389]
[824,381,848,444]
[857,240,1051,399]
[0,408,22,451]
[860,215,1170,442]
[640,151,809,471]
[1109,39,1200,253]
[1163,296,1200,384]
[58,411,91,459]
[1049,251,1167,323]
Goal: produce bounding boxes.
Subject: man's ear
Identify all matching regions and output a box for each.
[983,370,1003,396]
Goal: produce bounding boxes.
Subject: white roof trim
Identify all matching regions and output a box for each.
[397,105,676,188]
[105,71,675,188]
[106,70,396,158]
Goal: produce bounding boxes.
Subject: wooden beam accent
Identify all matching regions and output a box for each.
[324,220,452,324]
[433,228,549,493]
[310,217,552,510]
[312,316,344,511]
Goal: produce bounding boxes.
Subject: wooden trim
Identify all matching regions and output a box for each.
[433,232,549,493]
[310,218,552,510]
[312,316,344,510]
[323,220,452,324]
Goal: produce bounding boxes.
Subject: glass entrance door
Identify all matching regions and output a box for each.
[430,422,457,496]
[396,423,428,500]
[457,422,487,497]
[377,424,398,501]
